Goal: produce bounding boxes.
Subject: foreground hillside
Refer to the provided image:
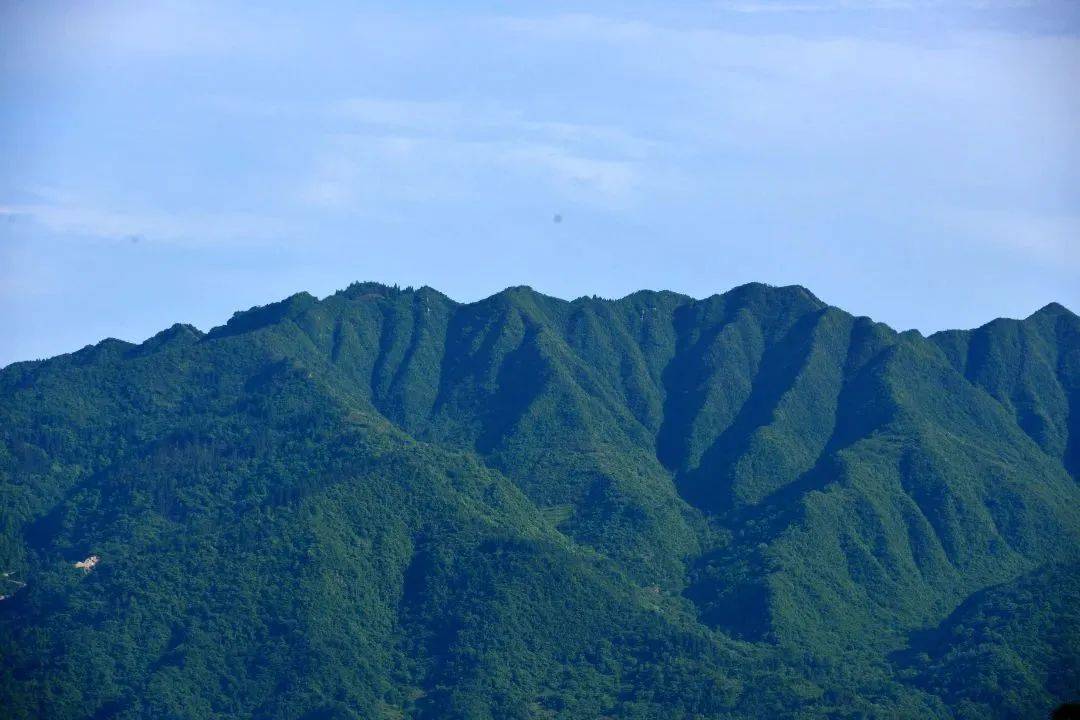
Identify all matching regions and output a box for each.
[1,282,1077,719]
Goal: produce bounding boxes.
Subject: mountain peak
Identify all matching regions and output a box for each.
[134,323,204,356]
[207,291,318,339]
[723,281,823,306]
[1028,301,1075,321]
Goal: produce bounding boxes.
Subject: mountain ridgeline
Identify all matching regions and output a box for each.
[1,282,1077,719]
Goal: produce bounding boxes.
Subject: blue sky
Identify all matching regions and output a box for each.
[1,0,1078,366]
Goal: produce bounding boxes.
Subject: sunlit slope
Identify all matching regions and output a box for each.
[1,282,1076,719]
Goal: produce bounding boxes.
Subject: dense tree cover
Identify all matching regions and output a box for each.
[0,281,1077,719]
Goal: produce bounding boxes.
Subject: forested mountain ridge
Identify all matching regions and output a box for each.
[1,281,1077,719]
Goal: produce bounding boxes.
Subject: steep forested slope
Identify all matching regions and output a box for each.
[0,282,1076,719]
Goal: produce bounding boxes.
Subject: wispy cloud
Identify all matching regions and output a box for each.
[0,202,296,247]
[332,97,658,156]
[4,2,265,62]
[713,0,1039,13]
[299,97,663,212]
[937,207,1080,261]
[299,133,644,213]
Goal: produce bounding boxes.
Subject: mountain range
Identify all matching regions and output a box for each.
[1,281,1077,719]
